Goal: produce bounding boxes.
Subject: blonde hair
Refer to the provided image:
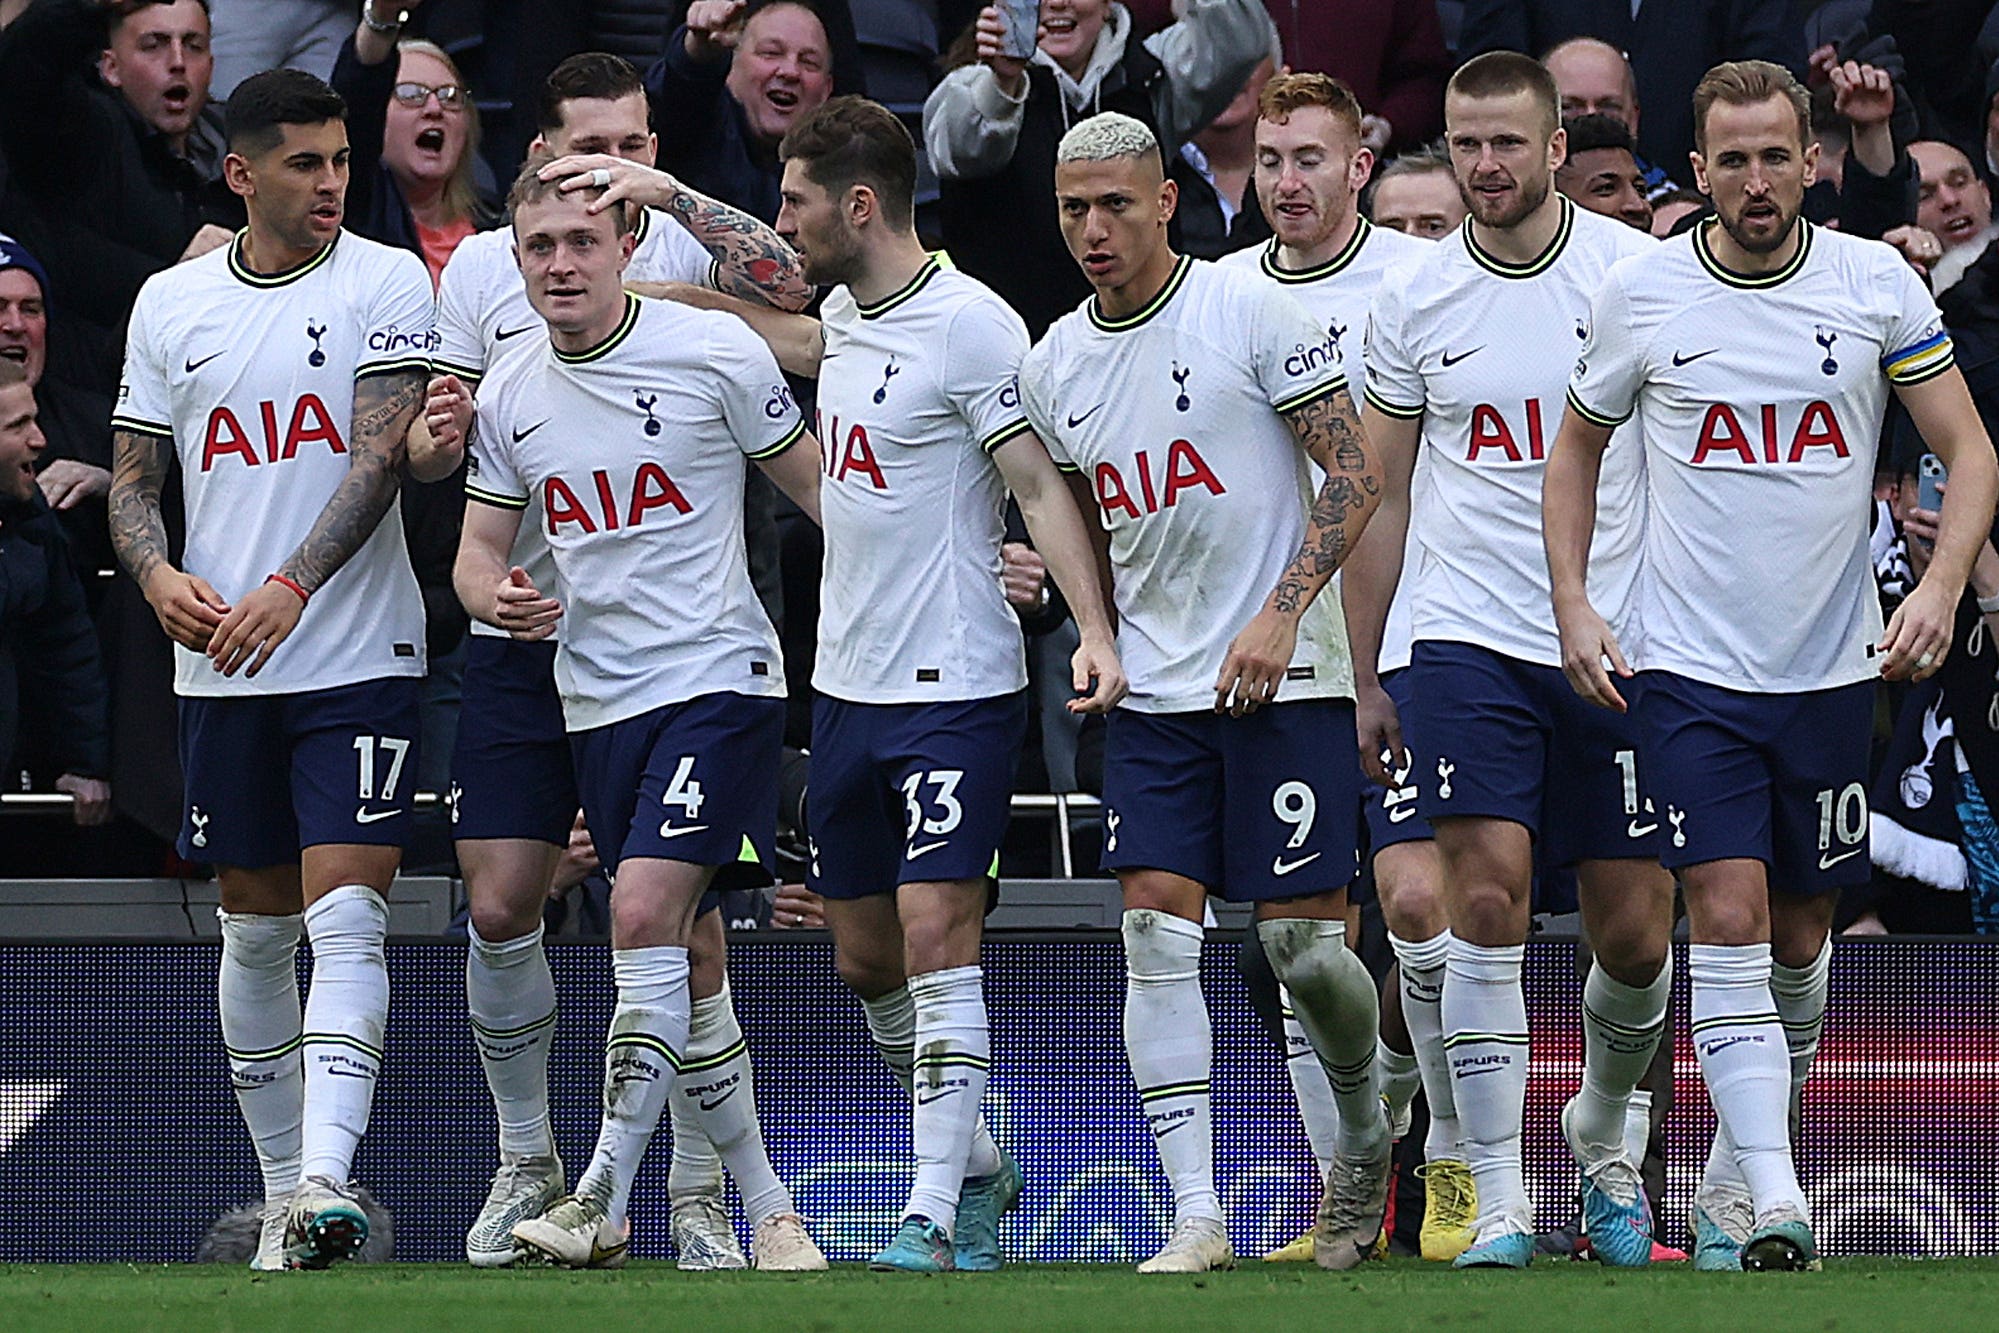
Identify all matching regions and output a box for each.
[1057,112,1159,166]
[398,38,484,227]
[1692,59,1810,153]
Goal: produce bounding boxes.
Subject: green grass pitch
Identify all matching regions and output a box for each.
[7,1259,1999,1331]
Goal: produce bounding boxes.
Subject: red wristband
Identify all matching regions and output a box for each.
[266,573,310,604]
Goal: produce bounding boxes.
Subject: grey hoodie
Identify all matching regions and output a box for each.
[923,0,1277,181]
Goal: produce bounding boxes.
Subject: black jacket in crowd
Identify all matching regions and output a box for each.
[0,487,108,780]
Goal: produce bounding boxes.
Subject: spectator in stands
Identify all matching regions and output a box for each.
[646,0,842,223]
[1914,138,1999,295]
[0,0,240,398]
[205,0,348,98]
[1364,141,1465,238]
[0,236,115,582]
[1554,113,1650,231]
[1541,36,1677,196]
[1804,56,1918,242]
[1174,52,1278,258]
[924,0,1272,335]
[335,2,498,283]
[1458,0,1799,185]
[0,359,110,827]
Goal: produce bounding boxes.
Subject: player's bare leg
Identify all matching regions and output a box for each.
[1117,869,1232,1273]
[1375,839,1477,1259]
[459,837,565,1265]
[1567,858,1675,1266]
[1258,888,1391,1271]
[217,864,305,1271]
[1431,816,1537,1268]
[1682,858,1818,1271]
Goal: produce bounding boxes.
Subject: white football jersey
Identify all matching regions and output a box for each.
[113,230,432,698]
[1365,198,1656,668]
[435,209,716,641]
[1222,217,1432,672]
[1020,256,1356,713]
[1569,221,1952,692]
[813,256,1032,703]
[465,295,800,730]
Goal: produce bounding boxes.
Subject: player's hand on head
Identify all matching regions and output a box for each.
[1880,579,1954,681]
[1354,678,1407,787]
[141,568,229,651]
[495,565,562,640]
[36,459,111,510]
[1214,607,1298,717]
[1554,596,1631,713]
[1068,632,1128,714]
[541,153,669,214]
[207,577,307,678]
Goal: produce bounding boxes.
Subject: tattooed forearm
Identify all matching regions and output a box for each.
[109,429,175,587]
[278,370,423,594]
[1267,387,1383,617]
[666,184,813,312]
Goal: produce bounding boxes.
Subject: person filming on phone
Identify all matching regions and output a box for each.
[922,0,1274,337]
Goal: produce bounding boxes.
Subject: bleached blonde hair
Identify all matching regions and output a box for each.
[1056,112,1160,166]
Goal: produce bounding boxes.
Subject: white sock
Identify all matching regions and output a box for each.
[218,910,304,1201]
[298,887,389,1184]
[467,924,557,1159]
[1390,930,1460,1162]
[1701,1120,1750,1204]
[1122,909,1220,1224]
[576,946,690,1228]
[905,966,992,1234]
[1689,943,1807,1219]
[676,981,791,1224]
[667,1094,725,1205]
[864,984,1002,1179]
[1570,958,1671,1159]
[1279,986,1341,1173]
[1769,937,1831,1137]
[1259,918,1386,1159]
[1378,1038,1422,1135]
[1443,938,1530,1232]
[1623,1088,1654,1172]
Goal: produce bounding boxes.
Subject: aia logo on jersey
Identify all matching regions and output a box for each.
[634,390,661,437]
[1095,440,1225,521]
[544,463,691,535]
[305,319,328,367]
[201,395,345,471]
[1691,400,1848,465]
[816,411,887,490]
[1466,399,1549,463]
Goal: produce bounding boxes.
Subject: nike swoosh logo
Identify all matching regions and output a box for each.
[1271,851,1323,876]
[1818,847,1863,871]
[1440,346,1484,367]
[907,840,949,859]
[699,1092,737,1110]
[184,351,225,373]
[495,325,536,341]
[658,822,710,839]
[1386,803,1416,824]
[513,420,548,443]
[1155,1119,1191,1137]
[1627,821,1658,838]
[592,1237,630,1264]
[1066,403,1106,429]
[354,807,403,824]
[915,1089,960,1105]
[324,1068,374,1079]
[1672,348,1719,366]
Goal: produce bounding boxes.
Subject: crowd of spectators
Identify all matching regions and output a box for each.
[7,0,1999,934]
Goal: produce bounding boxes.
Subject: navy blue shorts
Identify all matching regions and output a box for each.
[806,692,1026,899]
[1362,668,1432,855]
[177,676,422,867]
[1402,640,1657,866]
[449,636,576,847]
[1101,699,1362,902]
[1631,671,1874,895]
[570,692,785,889]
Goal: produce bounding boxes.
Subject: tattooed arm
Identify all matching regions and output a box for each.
[537,153,812,312]
[637,280,826,377]
[1212,386,1383,716]
[110,428,230,650]
[204,368,426,677]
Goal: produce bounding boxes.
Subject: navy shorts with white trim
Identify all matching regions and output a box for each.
[449,636,576,846]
